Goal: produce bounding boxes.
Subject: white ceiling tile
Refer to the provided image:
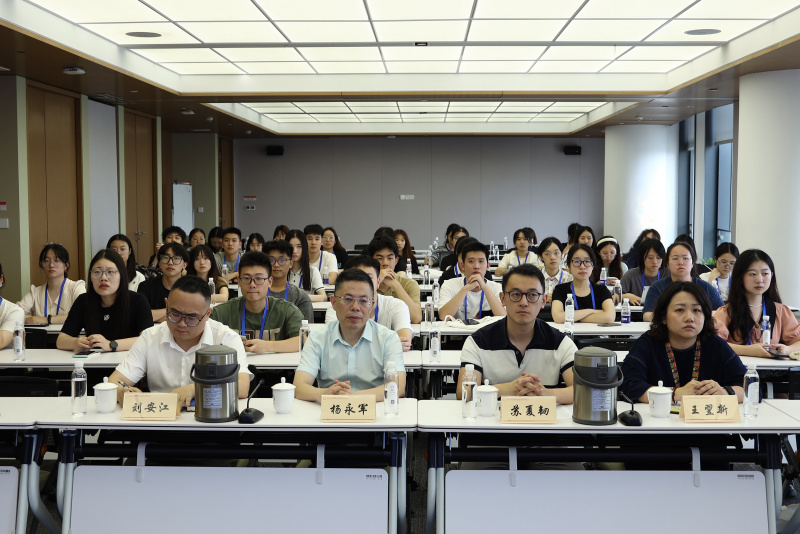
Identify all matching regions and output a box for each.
[254,0,368,21]
[27,0,165,23]
[134,48,225,62]
[459,61,533,73]
[602,60,685,72]
[558,19,667,41]
[277,22,376,42]
[237,62,315,74]
[359,118,403,122]
[398,105,449,112]
[468,20,567,42]
[265,113,311,118]
[401,113,446,118]
[346,104,400,111]
[529,116,574,121]
[312,62,386,73]
[530,61,610,72]
[474,0,586,19]
[540,45,630,61]
[144,0,266,21]
[538,112,582,118]
[462,46,546,60]
[248,102,300,109]
[399,101,450,108]
[367,0,474,20]
[646,19,766,42]
[355,113,402,119]
[298,106,354,112]
[80,22,199,45]
[385,61,458,73]
[550,101,603,107]
[299,47,382,61]
[498,102,553,109]
[576,0,695,19]
[179,22,286,43]
[312,114,361,122]
[446,116,489,122]
[297,102,350,108]
[215,48,304,62]
[381,46,463,61]
[547,106,596,112]
[487,117,533,122]
[490,113,535,118]
[447,102,498,110]
[620,45,714,60]
[161,62,244,74]
[402,116,446,122]
[446,113,493,118]
[254,107,304,114]
[374,21,468,41]
[679,0,800,19]
[269,116,318,122]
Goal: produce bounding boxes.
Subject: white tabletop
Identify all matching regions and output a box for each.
[247,350,423,370]
[0,348,125,368]
[548,321,650,337]
[0,397,44,428]
[35,397,418,432]
[416,399,799,434]
[312,301,332,311]
[764,399,800,422]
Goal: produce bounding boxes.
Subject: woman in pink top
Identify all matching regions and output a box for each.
[713,249,800,357]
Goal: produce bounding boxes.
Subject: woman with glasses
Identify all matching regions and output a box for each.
[286,229,327,302]
[699,242,739,302]
[273,225,290,241]
[188,228,206,250]
[107,234,146,291]
[551,244,615,324]
[642,242,724,322]
[57,249,153,353]
[537,237,572,299]
[246,232,266,252]
[322,227,349,269]
[187,245,229,303]
[620,238,666,305]
[18,243,86,325]
[495,228,539,277]
[137,243,189,322]
[713,249,800,358]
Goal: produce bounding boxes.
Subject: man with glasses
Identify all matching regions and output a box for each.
[210,251,304,353]
[214,227,244,284]
[457,264,576,403]
[294,268,405,402]
[138,243,189,323]
[261,240,313,323]
[147,225,187,268]
[366,236,422,324]
[110,276,251,408]
[439,241,506,322]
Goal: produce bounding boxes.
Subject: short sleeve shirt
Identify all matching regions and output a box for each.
[497,251,541,272]
[0,298,24,348]
[379,276,421,306]
[288,266,324,295]
[439,277,503,321]
[210,296,304,342]
[268,284,314,323]
[642,277,724,313]
[137,275,172,311]
[620,267,662,298]
[62,292,154,340]
[325,294,412,333]
[17,278,86,317]
[551,282,612,311]
[309,251,338,280]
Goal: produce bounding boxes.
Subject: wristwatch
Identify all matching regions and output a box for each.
[110,340,118,352]
[47,315,52,325]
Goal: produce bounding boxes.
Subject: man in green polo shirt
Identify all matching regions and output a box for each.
[210,251,303,353]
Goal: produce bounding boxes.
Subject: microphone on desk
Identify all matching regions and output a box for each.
[618,391,642,426]
[238,379,266,424]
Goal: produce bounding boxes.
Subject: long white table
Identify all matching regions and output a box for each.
[248,350,423,370]
[0,348,126,368]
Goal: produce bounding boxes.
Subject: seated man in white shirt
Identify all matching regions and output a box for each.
[438,241,506,322]
[324,256,413,351]
[109,275,251,408]
[295,268,405,402]
[304,224,339,285]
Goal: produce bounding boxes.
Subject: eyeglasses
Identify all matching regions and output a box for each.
[322,236,336,240]
[41,258,64,265]
[505,291,542,303]
[334,295,373,308]
[90,269,119,279]
[268,258,291,266]
[159,255,184,265]
[166,309,206,327]
[571,260,593,268]
[240,275,269,286]
[669,256,692,264]
[717,260,736,268]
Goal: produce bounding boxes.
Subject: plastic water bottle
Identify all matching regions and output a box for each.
[321,264,329,285]
[432,278,440,307]
[299,319,310,352]
[761,315,771,346]
[489,241,495,260]
[429,321,441,363]
[221,262,229,282]
[599,267,607,286]
[405,260,412,279]
[621,298,631,324]
[425,297,434,326]
[434,237,439,249]
[423,263,430,285]
[13,320,25,362]
[564,293,575,337]
[461,364,477,420]
[208,278,216,305]
[384,361,400,416]
[504,236,508,251]
[71,361,88,415]
[743,364,760,419]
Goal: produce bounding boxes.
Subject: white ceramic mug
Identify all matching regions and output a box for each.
[648,380,672,418]
[475,380,499,417]
[93,378,118,414]
[272,377,296,414]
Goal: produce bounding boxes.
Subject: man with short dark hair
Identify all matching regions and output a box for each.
[366,236,422,324]
[304,224,338,284]
[438,241,506,322]
[294,268,405,402]
[148,225,187,267]
[138,242,189,323]
[214,227,244,283]
[111,275,251,408]
[263,240,313,323]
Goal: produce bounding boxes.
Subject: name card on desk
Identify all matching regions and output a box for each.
[321,395,376,422]
[122,393,178,420]
[681,395,739,422]
[500,396,557,424]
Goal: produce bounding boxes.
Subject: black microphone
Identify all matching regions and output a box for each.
[617,390,642,426]
[238,379,265,424]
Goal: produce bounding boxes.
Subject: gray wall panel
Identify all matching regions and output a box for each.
[480,137,531,245]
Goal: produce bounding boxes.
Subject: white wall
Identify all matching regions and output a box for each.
[87,100,119,254]
[233,136,605,249]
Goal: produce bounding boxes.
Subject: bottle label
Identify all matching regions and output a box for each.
[386,382,398,405]
[13,336,23,354]
[747,382,760,404]
[430,337,440,359]
[762,330,771,346]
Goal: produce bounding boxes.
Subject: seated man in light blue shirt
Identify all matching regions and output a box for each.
[294,268,406,402]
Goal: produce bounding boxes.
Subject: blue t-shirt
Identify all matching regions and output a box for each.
[642,276,724,313]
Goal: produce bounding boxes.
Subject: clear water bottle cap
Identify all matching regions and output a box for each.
[465,364,474,372]
[386,360,396,368]
[301,319,308,326]
[74,361,85,369]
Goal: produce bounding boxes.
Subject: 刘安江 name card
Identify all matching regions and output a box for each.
[122,393,178,420]
[681,395,739,422]
[321,395,376,422]
[501,396,557,423]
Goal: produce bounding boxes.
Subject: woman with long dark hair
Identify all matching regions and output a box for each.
[623,228,661,269]
[246,232,266,252]
[18,243,86,325]
[620,238,665,305]
[699,242,739,302]
[495,228,538,276]
[592,236,627,286]
[57,249,153,352]
[286,229,326,302]
[187,245,229,303]
[107,234,146,291]
[323,226,349,269]
[394,228,420,275]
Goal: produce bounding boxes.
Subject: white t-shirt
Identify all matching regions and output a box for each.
[129,271,146,292]
[0,298,24,348]
[700,272,731,301]
[439,277,503,321]
[324,293,412,333]
[17,278,86,318]
[288,265,324,295]
[309,251,338,280]
[497,251,542,272]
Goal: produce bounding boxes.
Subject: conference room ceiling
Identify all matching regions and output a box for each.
[2,0,800,137]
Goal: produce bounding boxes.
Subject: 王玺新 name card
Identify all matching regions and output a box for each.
[122,393,179,420]
[681,395,740,422]
[321,395,376,422]
[501,396,557,423]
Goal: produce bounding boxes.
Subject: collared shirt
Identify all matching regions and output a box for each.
[0,299,24,348]
[378,275,421,306]
[17,278,86,317]
[542,270,573,298]
[288,265,325,294]
[497,251,543,272]
[324,293,412,333]
[210,296,304,342]
[297,319,405,391]
[461,317,576,388]
[116,320,251,393]
[439,277,503,321]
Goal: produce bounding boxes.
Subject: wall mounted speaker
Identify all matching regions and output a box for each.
[266,145,284,156]
[563,146,582,156]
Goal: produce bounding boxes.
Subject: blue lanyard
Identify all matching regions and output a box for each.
[454,264,460,277]
[642,270,661,289]
[570,282,595,311]
[268,287,288,301]
[242,298,269,340]
[516,251,529,266]
[318,254,323,272]
[44,278,66,316]
[463,278,485,319]
[747,301,767,345]
[374,298,380,322]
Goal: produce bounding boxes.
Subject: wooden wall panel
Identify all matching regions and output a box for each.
[123,111,156,263]
[124,111,139,258]
[26,85,48,284]
[219,137,233,228]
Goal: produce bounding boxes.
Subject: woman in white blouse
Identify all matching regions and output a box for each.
[17,243,85,325]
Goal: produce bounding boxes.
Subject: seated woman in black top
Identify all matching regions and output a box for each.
[57,249,153,353]
[551,244,615,324]
[620,281,745,404]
